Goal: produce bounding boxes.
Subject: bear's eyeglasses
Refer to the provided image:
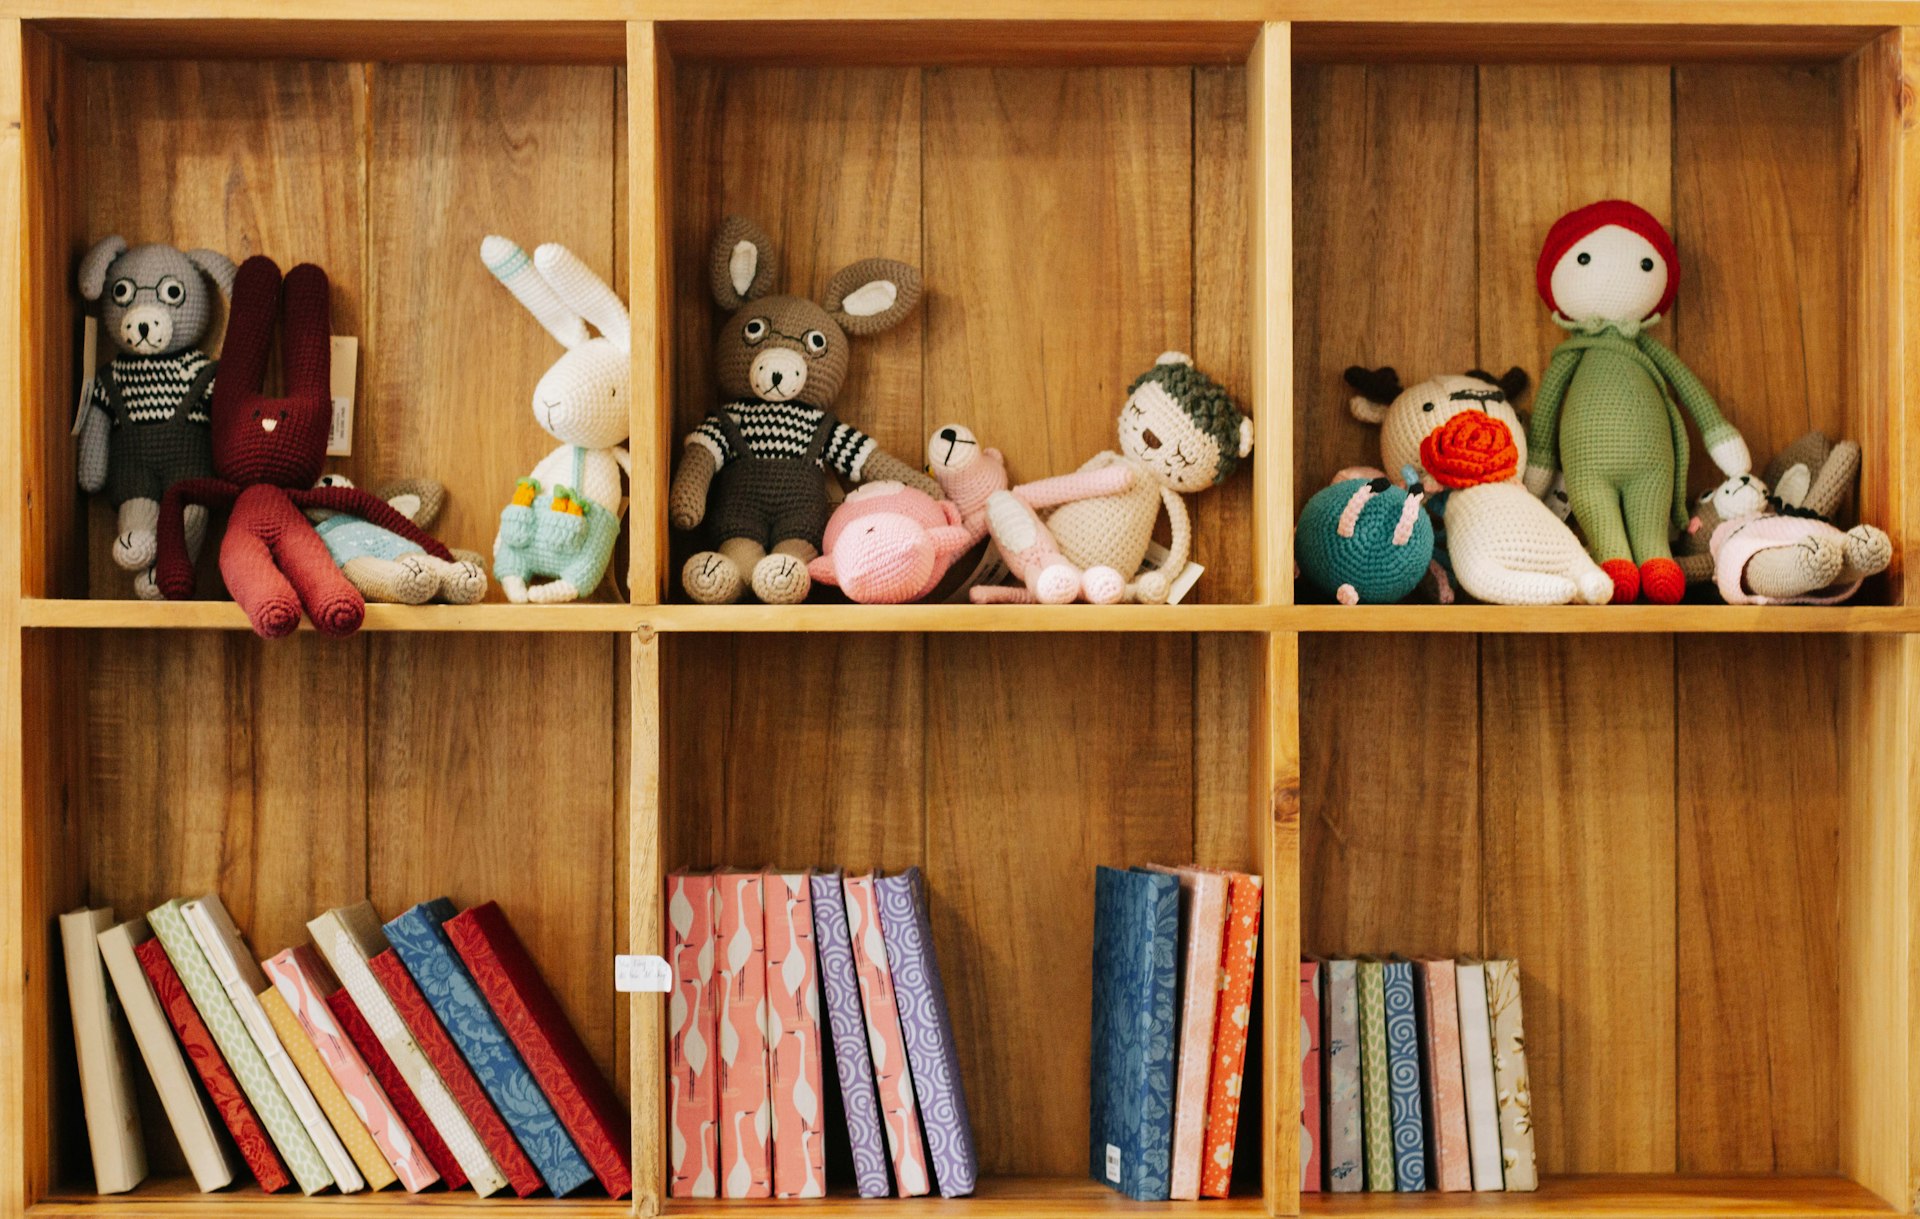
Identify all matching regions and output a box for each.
[109,276,187,307]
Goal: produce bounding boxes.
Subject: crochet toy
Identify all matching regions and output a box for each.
[308,475,488,605]
[970,352,1252,605]
[155,257,454,637]
[1524,199,1752,604]
[75,237,235,598]
[482,237,631,604]
[1679,431,1892,604]
[1347,367,1611,605]
[1296,471,1434,605]
[670,216,938,605]
[807,423,1004,604]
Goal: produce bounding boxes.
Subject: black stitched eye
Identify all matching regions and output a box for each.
[251,409,261,419]
[157,276,185,305]
[1640,257,1655,272]
[1422,402,1435,412]
[804,330,828,354]
[110,278,136,305]
[1576,252,1592,266]
[742,318,768,344]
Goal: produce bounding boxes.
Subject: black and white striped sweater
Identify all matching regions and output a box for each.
[91,350,215,426]
[689,401,877,480]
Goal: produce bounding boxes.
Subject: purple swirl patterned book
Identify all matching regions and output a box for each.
[875,868,976,1197]
[808,872,890,1198]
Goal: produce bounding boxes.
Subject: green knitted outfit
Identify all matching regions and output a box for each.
[1525,322,1740,565]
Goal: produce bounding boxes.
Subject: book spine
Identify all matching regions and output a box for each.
[1383,961,1427,1191]
[1129,873,1179,1203]
[808,873,890,1198]
[667,873,721,1199]
[844,873,930,1198]
[876,869,976,1198]
[260,987,396,1191]
[60,910,146,1194]
[1356,960,1394,1192]
[326,989,465,1191]
[1418,962,1472,1192]
[764,873,827,1199]
[1323,960,1362,1192]
[1165,872,1226,1202]
[1301,962,1321,1193]
[1485,961,1537,1191]
[714,872,773,1199]
[385,903,593,1197]
[1454,963,1503,1191]
[135,937,291,1193]
[1199,874,1262,1198]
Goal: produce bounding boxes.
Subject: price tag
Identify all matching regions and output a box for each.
[614,954,672,993]
[71,316,100,436]
[327,336,358,456]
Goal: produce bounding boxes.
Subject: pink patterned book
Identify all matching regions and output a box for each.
[843,873,930,1197]
[1301,961,1322,1192]
[667,871,720,1199]
[1144,866,1227,1201]
[715,871,771,1199]
[1417,959,1472,1191]
[763,871,826,1198]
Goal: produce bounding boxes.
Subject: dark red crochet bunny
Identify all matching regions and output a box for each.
[156,256,452,637]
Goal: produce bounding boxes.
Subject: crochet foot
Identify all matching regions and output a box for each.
[682,551,743,604]
[752,554,811,604]
[112,529,157,571]
[132,568,163,602]
[389,555,440,604]
[250,594,305,639]
[1085,566,1127,604]
[1639,557,1684,605]
[1033,563,1081,605]
[1601,558,1639,604]
[441,553,489,604]
[1843,524,1893,581]
[500,575,530,604]
[527,578,580,604]
[308,593,365,638]
[1575,567,1615,606]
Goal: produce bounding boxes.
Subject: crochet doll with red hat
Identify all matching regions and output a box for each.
[1522,199,1751,604]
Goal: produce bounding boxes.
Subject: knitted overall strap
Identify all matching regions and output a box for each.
[802,411,839,464]
[714,407,753,460]
[1551,330,1691,530]
[571,444,587,493]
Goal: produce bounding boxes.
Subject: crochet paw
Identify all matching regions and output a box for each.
[1084,566,1127,604]
[132,568,163,602]
[526,578,580,605]
[1844,525,1893,580]
[1576,567,1615,606]
[1639,557,1684,606]
[752,554,812,604]
[1601,558,1639,604]
[443,553,489,605]
[389,555,440,605]
[500,575,530,604]
[1129,569,1170,605]
[1033,563,1081,605]
[112,528,157,571]
[683,551,743,605]
[249,593,306,639]
[499,503,536,548]
[308,591,365,638]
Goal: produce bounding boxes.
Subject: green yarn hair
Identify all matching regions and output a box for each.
[1129,358,1248,484]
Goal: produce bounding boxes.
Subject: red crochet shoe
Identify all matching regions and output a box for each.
[1601,558,1639,604]
[1640,557,1684,605]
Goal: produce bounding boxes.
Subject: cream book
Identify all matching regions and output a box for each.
[1454,959,1504,1191]
[59,908,147,1194]
[1484,960,1537,1191]
[182,895,365,1193]
[96,918,234,1192]
[308,902,507,1197]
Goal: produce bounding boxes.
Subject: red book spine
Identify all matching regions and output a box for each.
[133,937,292,1193]
[326,988,466,1191]
[369,949,542,1197]
[445,902,631,1199]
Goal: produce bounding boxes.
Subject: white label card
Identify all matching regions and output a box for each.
[1105,1144,1122,1183]
[328,336,358,456]
[614,954,673,994]
[1142,540,1205,605]
[71,316,100,436]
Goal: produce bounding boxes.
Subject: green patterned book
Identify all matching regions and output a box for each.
[1355,958,1394,1192]
[146,899,333,1195]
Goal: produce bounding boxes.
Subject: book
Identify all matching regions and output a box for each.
[808,871,890,1198]
[1090,866,1178,1202]
[1453,960,1503,1191]
[135,936,291,1192]
[876,867,976,1197]
[1321,959,1362,1192]
[149,898,331,1194]
[710,870,772,1198]
[1355,958,1393,1193]
[1415,959,1472,1192]
[308,903,506,1196]
[1485,960,1537,1191]
[384,900,592,1197]
[97,918,234,1192]
[260,986,396,1191]
[180,895,360,1193]
[443,900,632,1199]
[1382,958,1427,1190]
[59,908,146,1194]
[369,947,541,1196]
[763,870,826,1198]
[1199,871,1262,1198]
[667,870,721,1199]
[265,946,440,1193]
[1142,865,1226,1201]
[1300,960,1321,1193]
[327,987,465,1191]
[843,872,930,1198]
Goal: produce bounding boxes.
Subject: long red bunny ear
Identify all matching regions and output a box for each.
[214,255,283,407]
[211,256,334,490]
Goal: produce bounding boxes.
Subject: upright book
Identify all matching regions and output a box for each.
[327,986,466,1190]
[763,871,826,1199]
[1300,960,1321,1193]
[444,900,633,1199]
[808,871,890,1198]
[1089,866,1178,1203]
[1415,959,1472,1192]
[667,870,721,1199]
[1453,960,1503,1191]
[59,908,146,1194]
[259,986,395,1192]
[1381,958,1427,1191]
[1355,958,1394,1193]
[712,871,772,1199]
[1199,870,1262,1198]
[876,867,976,1198]
[844,872,931,1198]
[97,918,233,1193]
[1143,865,1226,1201]
[1485,960,1537,1191]
[1321,959,1362,1192]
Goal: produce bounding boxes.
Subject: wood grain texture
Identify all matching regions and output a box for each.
[631,23,670,604]
[1262,630,1300,1213]
[1249,26,1290,605]
[628,630,661,1216]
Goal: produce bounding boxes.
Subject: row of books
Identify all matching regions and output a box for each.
[1090,865,1265,1202]
[668,866,973,1200]
[62,896,629,1198]
[1300,956,1536,1193]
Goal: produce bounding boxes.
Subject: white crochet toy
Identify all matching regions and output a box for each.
[1346,367,1612,606]
[482,237,632,603]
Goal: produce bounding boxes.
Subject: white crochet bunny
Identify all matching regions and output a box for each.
[482,236,632,604]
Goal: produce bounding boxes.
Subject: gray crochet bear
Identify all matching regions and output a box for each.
[75,237,236,598]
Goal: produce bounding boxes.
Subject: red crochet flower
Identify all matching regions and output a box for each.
[1421,412,1519,489]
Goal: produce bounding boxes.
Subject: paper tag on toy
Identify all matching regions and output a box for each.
[1142,540,1204,605]
[327,336,358,456]
[614,954,672,993]
[70,316,101,437]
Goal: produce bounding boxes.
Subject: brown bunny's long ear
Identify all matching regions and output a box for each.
[712,216,778,311]
[823,257,922,336]
[1802,438,1861,520]
[371,479,447,528]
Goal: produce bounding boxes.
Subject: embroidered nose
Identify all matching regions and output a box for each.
[261,418,278,433]
[1142,428,1162,450]
[769,370,783,388]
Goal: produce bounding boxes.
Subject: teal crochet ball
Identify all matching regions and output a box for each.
[1297,476,1434,605]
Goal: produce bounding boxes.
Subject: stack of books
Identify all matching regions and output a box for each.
[1089,865,1264,1202]
[667,866,974,1200]
[1301,956,1536,1194]
[59,898,630,1198]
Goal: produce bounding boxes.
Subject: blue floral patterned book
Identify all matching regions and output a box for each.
[1382,958,1428,1191]
[384,900,593,1197]
[1089,867,1178,1202]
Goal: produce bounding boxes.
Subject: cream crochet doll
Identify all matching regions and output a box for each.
[971,353,1251,604]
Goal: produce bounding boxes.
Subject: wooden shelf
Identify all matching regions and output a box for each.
[31,1178,628,1216]
[16,599,643,633]
[662,1176,1266,1216]
[1299,1174,1897,1217]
